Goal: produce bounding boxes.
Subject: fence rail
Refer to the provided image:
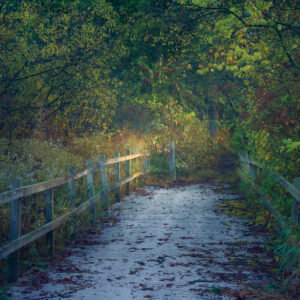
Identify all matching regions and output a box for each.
[0,153,146,206]
[0,151,150,282]
[240,154,300,231]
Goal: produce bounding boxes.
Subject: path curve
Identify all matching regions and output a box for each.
[10,184,277,299]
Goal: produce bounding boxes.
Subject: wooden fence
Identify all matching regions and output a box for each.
[0,151,151,282]
[0,142,177,283]
[240,154,300,233]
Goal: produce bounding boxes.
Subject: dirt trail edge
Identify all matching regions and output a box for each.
[9,184,279,300]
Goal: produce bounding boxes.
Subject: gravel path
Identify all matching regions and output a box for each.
[9,184,278,299]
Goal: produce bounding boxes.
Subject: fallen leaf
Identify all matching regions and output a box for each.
[59,277,70,283]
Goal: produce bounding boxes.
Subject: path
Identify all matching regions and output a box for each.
[9,184,279,299]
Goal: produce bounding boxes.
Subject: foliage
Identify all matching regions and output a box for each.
[0,130,147,284]
[238,162,300,294]
[0,0,299,294]
[0,0,126,139]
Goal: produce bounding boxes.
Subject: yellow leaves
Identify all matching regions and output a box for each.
[208,62,213,67]
[253,52,262,61]
[196,69,206,75]
[233,45,242,56]
[265,153,270,161]
[216,64,223,71]
[239,65,251,73]
[187,64,192,70]
[226,65,238,72]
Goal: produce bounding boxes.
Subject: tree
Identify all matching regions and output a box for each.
[0,0,127,138]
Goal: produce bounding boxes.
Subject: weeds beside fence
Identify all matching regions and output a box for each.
[240,154,300,232]
[0,151,150,283]
[0,141,177,284]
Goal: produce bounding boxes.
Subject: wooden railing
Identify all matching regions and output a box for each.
[240,154,300,233]
[0,151,150,282]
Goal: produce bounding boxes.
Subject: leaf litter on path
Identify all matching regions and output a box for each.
[8,184,285,299]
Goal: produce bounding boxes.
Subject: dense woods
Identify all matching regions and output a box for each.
[0,0,299,296]
[1,0,299,174]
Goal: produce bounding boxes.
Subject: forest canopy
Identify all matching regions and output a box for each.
[0,0,299,177]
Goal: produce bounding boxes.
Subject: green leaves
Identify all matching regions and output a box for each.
[279,139,300,154]
[0,0,126,138]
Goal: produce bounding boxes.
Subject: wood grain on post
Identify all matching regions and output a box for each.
[45,188,54,257]
[100,154,108,211]
[8,178,21,283]
[126,150,131,195]
[115,153,120,202]
[169,141,176,181]
[291,177,300,225]
[68,166,76,238]
[86,160,95,224]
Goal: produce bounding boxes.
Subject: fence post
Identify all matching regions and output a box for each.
[291,177,300,225]
[143,152,148,184]
[126,150,131,195]
[169,141,176,181]
[8,178,21,283]
[100,154,108,211]
[68,166,76,238]
[86,160,95,224]
[45,188,54,257]
[115,152,121,202]
[133,152,137,189]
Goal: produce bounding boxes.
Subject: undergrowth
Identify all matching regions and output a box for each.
[0,114,232,287]
[0,130,148,286]
[238,165,300,297]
